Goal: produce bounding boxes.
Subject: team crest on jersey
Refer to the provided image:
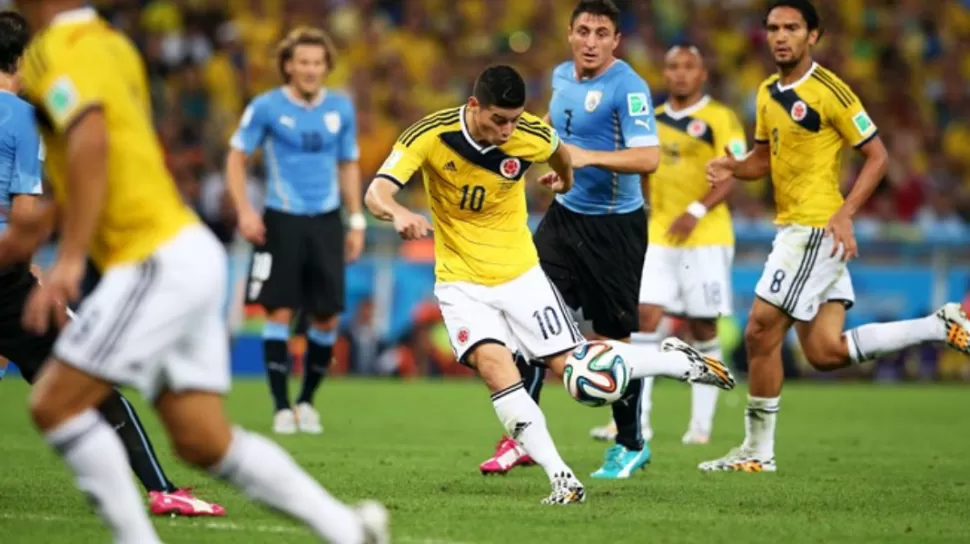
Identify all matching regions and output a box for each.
[457,327,470,345]
[584,90,603,112]
[500,158,521,179]
[790,101,808,122]
[324,112,341,134]
[687,119,707,138]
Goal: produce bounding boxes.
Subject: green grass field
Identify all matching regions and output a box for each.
[0,378,968,543]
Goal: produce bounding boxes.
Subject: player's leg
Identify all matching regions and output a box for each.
[296,210,346,434]
[247,209,303,432]
[439,277,583,503]
[680,245,735,445]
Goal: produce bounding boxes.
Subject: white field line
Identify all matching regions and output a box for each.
[0,512,472,544]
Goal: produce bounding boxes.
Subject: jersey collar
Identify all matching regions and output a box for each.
[281,86,327,109]
[775,62,818,92]
[663,94,711,120]
[51,6,98,27]
[459,105,496,154]
[573,58,618,82]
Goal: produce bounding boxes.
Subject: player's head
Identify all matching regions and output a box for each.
[277,26,335,98]
[663,44,707,101]
[764,0,822,69]
[468,65,526,146]
[0,11,30,78]
[568,0,621,76]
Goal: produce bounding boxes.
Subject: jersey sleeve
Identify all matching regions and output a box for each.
[517,113,560,163]
[614,74,659,148]
[33,42,106,134]
[11,112,43,195]
[229,97,270,154]
[715,109,748,160]
[338,98,360,162]
[754,84,770,144]
[375,124,435,187]
[827,83,878,148]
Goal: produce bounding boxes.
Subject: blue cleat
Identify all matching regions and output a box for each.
[590,443,651,479]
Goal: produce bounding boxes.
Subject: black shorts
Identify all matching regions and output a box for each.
[534,201,647,339]
[0,264,59,383]
[246,208,345,317]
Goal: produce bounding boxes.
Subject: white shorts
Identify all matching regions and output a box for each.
[54,225,230,401]
[434,265,583,363]
[754,224,855,322]
[639,244,734,318]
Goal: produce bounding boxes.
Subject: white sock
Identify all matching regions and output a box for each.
[631,332,661,437]
[689,338,722,435]
[45,410,161,544]
[608,339,691,380]
[844,316,946,363]
[492,382,572,481]
[213,428,364,544]
[742,396,779,458]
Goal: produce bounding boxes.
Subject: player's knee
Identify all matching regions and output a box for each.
[28,388,59,431]
[744,316,779,356]
[801,338,848,371]
[467,343,518,392]
[638,304,663,333]
[171,429,230,468]
[310,314,339,331]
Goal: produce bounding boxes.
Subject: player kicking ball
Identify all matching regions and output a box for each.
[0,11,222,518]
[700,0,970,473]
[365,65,735,504]
[7,2,387,542]
[589,44,747,446]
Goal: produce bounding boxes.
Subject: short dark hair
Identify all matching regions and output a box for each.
[570,0,621,30]
[473,65,526,109]
[0,11,29,74]
[276,26,336,83]
[765,0,821,33]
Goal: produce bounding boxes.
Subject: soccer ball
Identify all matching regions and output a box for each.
[562,342,629,407]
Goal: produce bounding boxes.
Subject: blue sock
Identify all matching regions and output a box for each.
[263,322,291,412]
[297,326,337,406]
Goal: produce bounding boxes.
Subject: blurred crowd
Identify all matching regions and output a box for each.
[60,0,970,242]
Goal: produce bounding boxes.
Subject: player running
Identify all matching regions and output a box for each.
[701,0,970,473]
[365,65,735,503]
[0,10,223,518]
[589,44,747,446]
[7,3,387,542]
[227,26,363,435]
[480,0,661,480]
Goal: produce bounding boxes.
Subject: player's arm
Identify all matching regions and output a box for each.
[831,100,888,217]
[570,81,660,174]
[58,109,108,268]
[711,87,771,184]
[699,113,749,210]
[226,99,270,243]
[364,138,433,239]
[0,120,52,264]
[338,102,366,259]
[543,137,573,193]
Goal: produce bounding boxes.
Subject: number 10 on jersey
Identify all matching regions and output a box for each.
[459,184,486,211]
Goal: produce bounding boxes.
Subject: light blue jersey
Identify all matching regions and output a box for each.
[231,87,358,215]
[0,91,43,231]
[548,60,658,215]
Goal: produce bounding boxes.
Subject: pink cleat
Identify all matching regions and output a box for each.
[479,436,534,475]
[149,488,226,517]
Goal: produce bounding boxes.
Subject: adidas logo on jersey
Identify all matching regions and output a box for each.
[443,161,457,172]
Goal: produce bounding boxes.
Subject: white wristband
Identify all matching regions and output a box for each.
[348,213,367,231]
[686,201,708,219]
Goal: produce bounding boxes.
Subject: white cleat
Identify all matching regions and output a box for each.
[937,303,970,355]
[681,429,710,445]
[356,500,390,544]
[295,402,323,434]
[541,472,586,505]
[661,337,736,390]
[698,446,777,472]
[589,420,617,442]
[273,408,298,434]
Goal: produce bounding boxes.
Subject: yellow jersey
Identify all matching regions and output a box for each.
[651,96,746,247]
[377,106,559,285]
[754,63,878,227]
[19,8,196,270]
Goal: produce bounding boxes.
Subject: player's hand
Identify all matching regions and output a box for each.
[707,147,738,187]
[825,210,858,262]
[666,213,698,244]
[392,210,433,240]
[23,256,84,334]
[537,172,568,194]
[238,207,266,246]
[345,228,365,262]
[563,143,592,169]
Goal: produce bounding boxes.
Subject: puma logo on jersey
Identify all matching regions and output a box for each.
[635,119,652,130]
[443,161,457,172]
